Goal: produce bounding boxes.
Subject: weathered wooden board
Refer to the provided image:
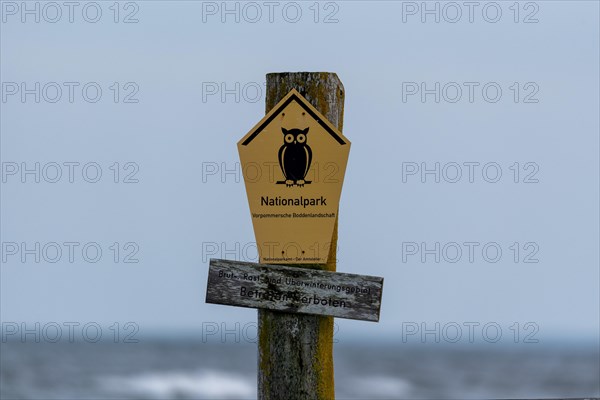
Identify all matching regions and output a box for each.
[206,258,383,322]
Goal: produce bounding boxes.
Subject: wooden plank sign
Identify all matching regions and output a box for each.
[237,89,351,264]
[206,259,383,322]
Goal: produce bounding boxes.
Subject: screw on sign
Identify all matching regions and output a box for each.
[205,73,384,400]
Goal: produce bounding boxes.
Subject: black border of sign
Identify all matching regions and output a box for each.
[240,92,347,146]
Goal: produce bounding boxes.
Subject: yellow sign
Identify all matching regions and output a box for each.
[238,89,350,264]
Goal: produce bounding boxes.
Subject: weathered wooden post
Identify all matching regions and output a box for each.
[257,72,344,400]
[205,72,383,400]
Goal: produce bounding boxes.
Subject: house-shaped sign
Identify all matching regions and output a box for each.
[238,89,351,264]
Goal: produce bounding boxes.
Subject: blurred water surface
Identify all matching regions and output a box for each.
[1,341,598,399]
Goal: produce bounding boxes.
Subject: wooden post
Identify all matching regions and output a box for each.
[258,72,345,400]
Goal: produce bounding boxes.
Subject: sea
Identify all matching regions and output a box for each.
[1,340,599,399]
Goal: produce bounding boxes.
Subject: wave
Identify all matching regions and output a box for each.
[98,369,255,399]
[338,375,413,398]
[98,370,412,399]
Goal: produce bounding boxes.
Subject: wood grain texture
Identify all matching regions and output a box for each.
[259,72,345,400]
[206,259,383,322]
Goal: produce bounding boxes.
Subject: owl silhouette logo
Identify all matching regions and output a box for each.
[277,127,312,187]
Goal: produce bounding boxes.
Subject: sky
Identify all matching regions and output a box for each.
[1,0,598,344]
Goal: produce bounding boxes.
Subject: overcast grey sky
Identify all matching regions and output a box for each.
[1,1,598,343]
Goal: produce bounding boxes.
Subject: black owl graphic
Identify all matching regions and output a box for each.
[277,127,312,187]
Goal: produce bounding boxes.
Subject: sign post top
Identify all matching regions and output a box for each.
[238,88,349,148]
[238,89,351,264]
